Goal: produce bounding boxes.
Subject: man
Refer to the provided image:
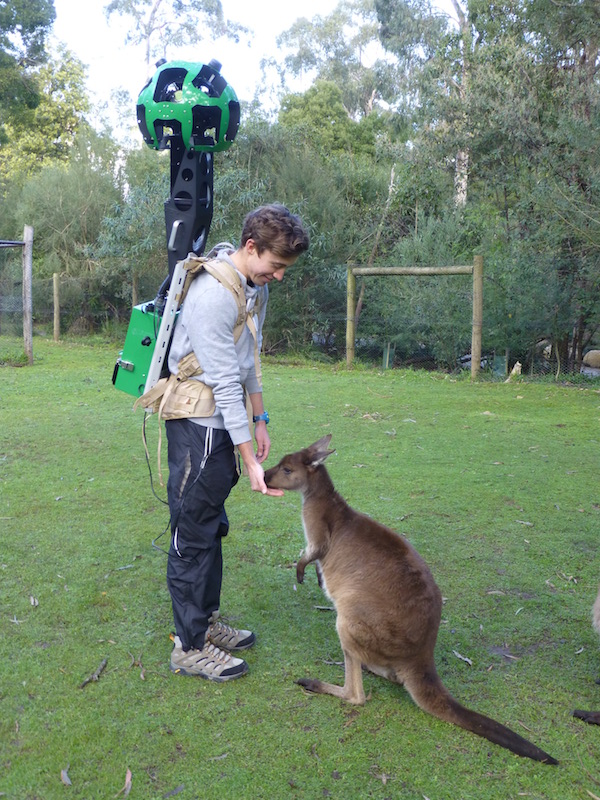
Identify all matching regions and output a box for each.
[165,204,309,680]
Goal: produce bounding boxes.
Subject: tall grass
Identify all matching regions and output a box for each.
[1,337,599,799]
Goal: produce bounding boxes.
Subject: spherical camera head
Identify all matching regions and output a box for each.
[136,59,240,152]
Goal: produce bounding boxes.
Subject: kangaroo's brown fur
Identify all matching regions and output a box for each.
[264,436,557,765]
[573,585,600,725]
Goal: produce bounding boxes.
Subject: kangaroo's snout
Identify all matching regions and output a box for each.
[263,466,276,487]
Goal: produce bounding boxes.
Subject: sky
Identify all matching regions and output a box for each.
[51,0,344,138]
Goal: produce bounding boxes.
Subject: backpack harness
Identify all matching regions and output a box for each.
[134,251,261,483]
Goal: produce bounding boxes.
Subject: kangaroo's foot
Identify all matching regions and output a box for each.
[296,677,366,704]
[573,709,600,725]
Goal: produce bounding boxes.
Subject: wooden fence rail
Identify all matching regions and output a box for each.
[346,256,483,379]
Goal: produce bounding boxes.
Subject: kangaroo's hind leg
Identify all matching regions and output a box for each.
[297,648,366,705]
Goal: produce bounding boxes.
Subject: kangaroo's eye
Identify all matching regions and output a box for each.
[283,467,292,475]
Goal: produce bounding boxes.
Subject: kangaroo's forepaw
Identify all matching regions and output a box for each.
[296,565,305,584]
[573,709,600,725]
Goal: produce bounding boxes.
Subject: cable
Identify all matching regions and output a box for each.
[142,413,169,507]
[143,413,208,564]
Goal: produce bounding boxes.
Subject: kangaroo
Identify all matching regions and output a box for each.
[573,585,600,725]
[264,436,557,765]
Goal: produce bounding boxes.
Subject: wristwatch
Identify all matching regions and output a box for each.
[252,411,270,424]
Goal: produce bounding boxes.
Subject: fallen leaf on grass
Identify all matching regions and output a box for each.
[29,596,38,607]
[60,766,72,786]
[452,650,473,666]
[129,653,146,680]
[208,753,228,762]
[587,791,600,800]
[114,768,132,798]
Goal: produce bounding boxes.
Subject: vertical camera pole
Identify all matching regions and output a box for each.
[113,59,239,397]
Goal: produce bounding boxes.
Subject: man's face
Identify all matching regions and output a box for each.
[245,241,298,286]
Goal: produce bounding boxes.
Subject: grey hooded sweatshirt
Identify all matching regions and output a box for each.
[167,250,268,446]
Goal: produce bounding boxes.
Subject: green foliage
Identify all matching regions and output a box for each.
[368,0,600,367]
[277,0,401,118]
[209,115,399,351]
[94,146,170,305]
[1,339,599,797]
[0,47,90,192]
[0,0,55,140]
[14,139,121,277]
[355,213,475,367]
[280,81,356,154]
[279,80,398,159]
[2,0,598,368]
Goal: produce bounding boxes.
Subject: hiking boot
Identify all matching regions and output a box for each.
[207,611,256,652]
[170,636,248,681]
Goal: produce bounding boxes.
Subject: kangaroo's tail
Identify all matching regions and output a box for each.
[404,669,558,765]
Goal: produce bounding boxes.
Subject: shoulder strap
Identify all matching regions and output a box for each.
[179,253,247,342]
[202,258,247,342]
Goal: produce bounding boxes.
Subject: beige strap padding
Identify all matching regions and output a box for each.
[180,254,247,342]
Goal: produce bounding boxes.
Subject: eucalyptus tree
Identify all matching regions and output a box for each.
[375,0,473,206]
[0,0,55,142]
[0,47,90,195]
[105,0,246,70]
[276,0,402,119]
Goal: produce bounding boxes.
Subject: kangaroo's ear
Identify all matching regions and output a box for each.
[305,435,334,468]
[307,434,333,453]
[308,448,336,468]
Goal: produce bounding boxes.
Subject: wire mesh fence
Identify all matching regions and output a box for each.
[1,259,599,384]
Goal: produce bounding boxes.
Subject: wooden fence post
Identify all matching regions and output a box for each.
[471,255,483,381]
[346,266,356,367]
[22,225,34,365]
[53,273,60,342]
[346,261,481,372]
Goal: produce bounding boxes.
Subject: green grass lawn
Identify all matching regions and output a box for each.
[1,337,599,799]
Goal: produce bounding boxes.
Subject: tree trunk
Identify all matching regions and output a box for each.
[354,165,396,328]
[454,148,469,207]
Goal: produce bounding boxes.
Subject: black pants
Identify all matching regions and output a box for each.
[165,420,239,651]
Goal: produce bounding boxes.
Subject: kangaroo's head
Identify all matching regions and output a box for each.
[264,435,335,493]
